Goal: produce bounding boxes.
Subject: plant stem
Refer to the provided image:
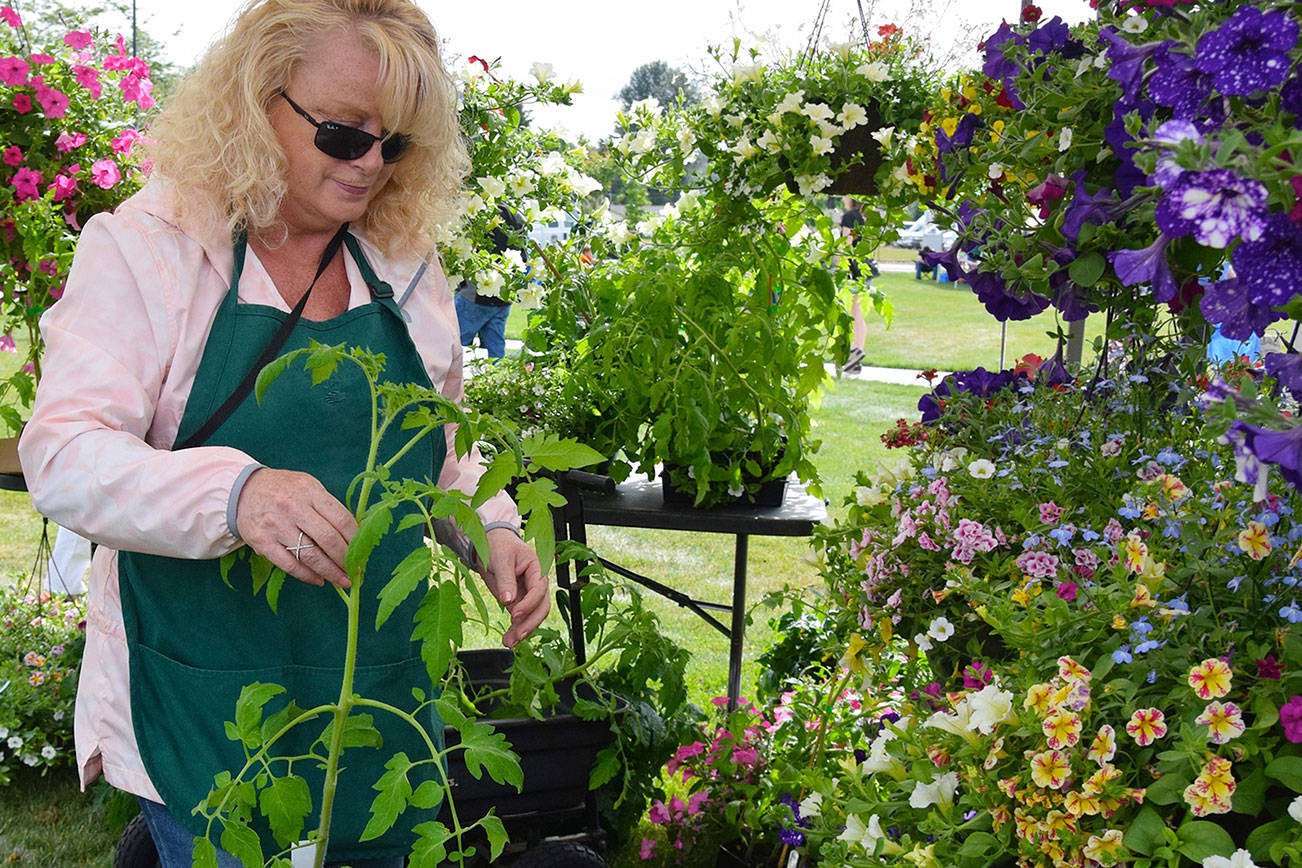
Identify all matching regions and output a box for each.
[312,581,362,868]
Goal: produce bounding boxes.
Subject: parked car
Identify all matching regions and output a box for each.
[895,211,956,250]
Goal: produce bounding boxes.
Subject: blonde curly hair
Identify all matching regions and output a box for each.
[148,0,468,257]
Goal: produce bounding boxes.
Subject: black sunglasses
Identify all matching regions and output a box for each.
[279,92,411,164]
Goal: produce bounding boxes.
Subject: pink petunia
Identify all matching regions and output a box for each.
[31,76,69,118]
[90,159,120,189]
[111,128,140,156]
[0,5,20,27]
[1056,582,1078,602]
[732,747,760,767]
[0,55,28,86]
[11,91,31,113]
[118,73,154,110]
[638,839,656,860]
[55,132,86,153]
[0,333,15,352]
[10,165,43,201]
[2,146,20,166]
[647,800,670,825]
[48,173,76,202]
[28,52,54,65]
[63,30,92,49]
[72,64,101,98]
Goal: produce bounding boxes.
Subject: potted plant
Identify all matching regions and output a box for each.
[0,11,152,457]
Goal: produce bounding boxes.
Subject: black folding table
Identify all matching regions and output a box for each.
[552,474,827,705]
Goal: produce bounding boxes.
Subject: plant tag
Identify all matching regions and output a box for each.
[291,841,318,868]
[787,851,800,868]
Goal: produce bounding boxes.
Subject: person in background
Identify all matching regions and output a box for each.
[839,195,871,374]
[18,1,547,864]
[455,204,526,359]
[915,245,937,281]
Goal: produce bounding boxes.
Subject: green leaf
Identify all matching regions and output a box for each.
[377,547,433,629]
[346,504,393,579]
[1176,820,1236,863]
[524,508,556,575]
[956,832,998,858]
[259,774,312,848]
[472,453,519,508]
[413,581,464,683]
[219,551,241,589]
[409,779,445,810]
[261,700,307,747]
[255,349,306,404]
[1069,251,1107,287]
[233,682,285,749]
[480,813,509,861]
[588,744,620,790]
[457,721,523,790]
[265,568,287,614]
[1144,769,1191,805]
[1252,692,1280,731]
[219,820,264,868]
[1267,756,1302,792]
[409,821,452,868]
[250,554,272,596]
[1247,817,1296,863]
[192,837,220,868]
[570,697,608,721]
[1232,767,1267,815]
[521,433,607,472]
[361,752,413,842]
[1124,804,1167,856]
[304,342,342,386]
[320,712,383,750]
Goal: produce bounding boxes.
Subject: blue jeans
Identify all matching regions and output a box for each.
[453,292,509,358]
[137,799,405,868]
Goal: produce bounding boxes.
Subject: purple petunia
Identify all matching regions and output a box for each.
[1282,70,1302,126]
[1154,168,1269,248]
[1049,250,1096,321]
[1195,5,1298,97]
[970,270,1051,322]
[1265,353,1302,395]
[1061,173,1118,243]
[1150,47,1214,120]
[1110,234,1178,303]
[937,112,982,155]
[1231,420,1302,492]
[1097,29,1174,107]
[1200,277,1283,341]
[1231,213,1302,308]
[983,22,1026,84]
[1028,17,1075,59]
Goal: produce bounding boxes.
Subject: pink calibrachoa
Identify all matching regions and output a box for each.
[1016,549,1060,579]
[1196,701,1246,745]
[1038,500,1064,524]
[1238,520,1272,560]
[1188,657,1233,699]
[1030,749,1071,789]
[1125,708,1167,746]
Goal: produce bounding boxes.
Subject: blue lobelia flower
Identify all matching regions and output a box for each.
[1280,602,1302,624]
[1112,646,1133,664]
[1200,277,1283,341]
[1109,234,1178,303]
[1154,168,1268,248]
[1150,46,1214,120]
[1230,213,1302,308]
[1097,29,1175,106]
[1195,5,1298,97]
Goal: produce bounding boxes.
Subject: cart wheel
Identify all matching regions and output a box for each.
[114,812,160,868]
[512,840,605,868]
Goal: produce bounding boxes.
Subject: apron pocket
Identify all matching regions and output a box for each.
[130,643,441,860]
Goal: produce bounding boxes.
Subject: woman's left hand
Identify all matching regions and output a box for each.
[481,527,548,648]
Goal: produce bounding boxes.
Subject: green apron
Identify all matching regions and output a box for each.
[119,234,446,862]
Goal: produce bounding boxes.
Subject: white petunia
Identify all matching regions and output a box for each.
[529,61,555,83]
[1121,15,1148,34]
[677,128,695,153]
[0,726,8,739]
[793,173,832,196]
[477,269,505,298]
[733,137,759,159]
[1202,850,1261,868]
[608,221,634,245]
[838,813,886,850]
[799,791,823,818]
[507,171,536,197]
[913,632,933,652]
[856,61,889,82]
[7,735,22,750]
[855,485,885,507]
[477,175,506,200]
[987,162,1005,180]
[756,129,780,151]
[816,119,842,139]
[1290,795,1302,823]
[775,90,805,116]
[629,97,662,117]
[501,249,528,272]
[1059,127,1073,152]
[909,772,959,809]
[567,170,602,197]
[703,96,725,116]
[828,41,854,60]
[927,616,955,642]
[871,125,895,149]
[630,129,656,155]
[732,63,763,85]
[40,745,55,760]
[802,101,835,122]
[563,78,583,94]
[838,102,868,129]
[516,284,543,310]
[22,754,37,766]
[811,134,834,156]
[538,152,567,176]
[967,683,1016,734]
[968,458,996,478]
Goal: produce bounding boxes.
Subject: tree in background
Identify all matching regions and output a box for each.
[615,60,698,111]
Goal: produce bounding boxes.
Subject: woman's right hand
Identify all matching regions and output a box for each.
[235,467,357,589]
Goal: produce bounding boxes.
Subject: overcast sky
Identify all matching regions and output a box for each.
[66,0,1095,140]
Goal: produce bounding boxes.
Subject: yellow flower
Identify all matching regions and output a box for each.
[1024,682,1054,714]
[902,843,937,868]
[1158,473,1189,501]
[1239,520,1272,560]
[1030,749,1071,789]
[1086,724,1116,765]
[1196,701,1246,744]
[1012,585,1031,606]
[1123,533,1148,571]
[1082,829,1126,865]
[1058,656,1091,683]
[1141,502,1161,520]
[1065,790,1102,817]
[1111,614,1127,630]
[1125,708,1167,746]
[1187,658,1232,699]
[1042,708,1082,750]
[1131,583,1155,608]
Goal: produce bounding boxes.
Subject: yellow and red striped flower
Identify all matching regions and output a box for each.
[1087,724,1116,765]
[1196,701,1245,744]
[1042,708,1082,749]
[1188,658,1232,699]
[1238,520,1272,560]
[1125,708,1167,746]
[1030,749,1072,789]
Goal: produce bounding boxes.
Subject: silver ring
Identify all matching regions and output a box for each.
[285,530,315,562]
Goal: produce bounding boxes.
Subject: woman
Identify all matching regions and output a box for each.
[18,1,547,865]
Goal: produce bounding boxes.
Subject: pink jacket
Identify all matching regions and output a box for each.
[18,181,518,801]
